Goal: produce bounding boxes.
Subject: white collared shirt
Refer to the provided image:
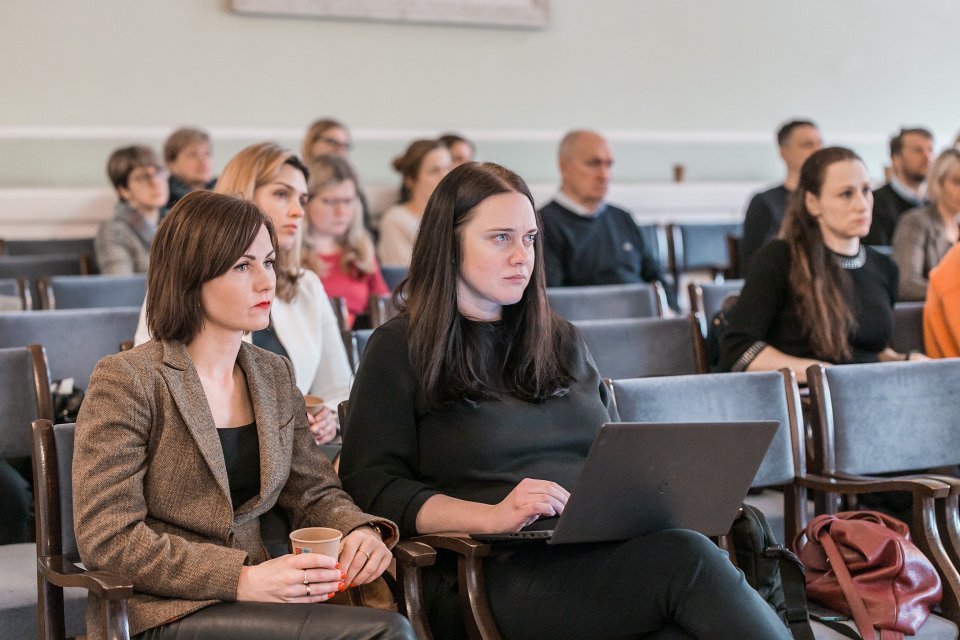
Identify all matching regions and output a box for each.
[552,190,606,218]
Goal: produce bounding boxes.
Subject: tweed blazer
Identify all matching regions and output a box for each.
[73,340,398,639]
[892,205,956,301]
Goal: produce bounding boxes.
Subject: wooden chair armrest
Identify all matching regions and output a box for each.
[394,540,437,568]
[798,472,951,497]
[833,471,960,496]
[409,533,493,559]
[38,556,133,599]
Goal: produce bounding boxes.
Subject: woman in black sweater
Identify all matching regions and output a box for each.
[340,162,790,639]
[721,147,923,384]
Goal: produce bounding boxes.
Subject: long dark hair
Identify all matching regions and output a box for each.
[779,146,861,361]
[400,162,575,409]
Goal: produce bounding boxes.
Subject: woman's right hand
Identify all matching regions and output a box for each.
[236,553,344,603]
[486,478,570,533]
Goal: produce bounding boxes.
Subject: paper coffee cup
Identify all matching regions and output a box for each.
[289,526,341,558]
[303,394,325,416]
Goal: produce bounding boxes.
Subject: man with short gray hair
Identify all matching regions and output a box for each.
[539,130,675,308]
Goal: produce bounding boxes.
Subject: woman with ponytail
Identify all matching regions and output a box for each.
[720,146,921,384]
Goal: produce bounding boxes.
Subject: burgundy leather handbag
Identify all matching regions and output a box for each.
[793,511,942,640]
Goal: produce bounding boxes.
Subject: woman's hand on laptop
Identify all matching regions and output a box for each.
[489,478,570,532]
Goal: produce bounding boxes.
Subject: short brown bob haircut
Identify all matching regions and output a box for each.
[106,145,163,193]
[146,190,277,344]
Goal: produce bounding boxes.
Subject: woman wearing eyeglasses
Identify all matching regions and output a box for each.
[303,155,389,329]
[95,145,170,274]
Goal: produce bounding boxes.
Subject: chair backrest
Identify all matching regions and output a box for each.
[636,223,670,272]
[367,294,398,328]
[611,370,808,543]
[381,266,408,291]
[890,301,925,354]
[347,328,375,373]
[38,274,147,310]
[668,222,743,275]
[725,234,742,279]
[0,344,53,458]
[612,370,804,489]
[0,255,88,309]
[32,420,80,562]
[3,238,95,257]
[329,296,350,333]
[547,283,663,321]
[0,276,28,310]
[574,316,706,379]
[0,308,140,389]
[808,360,960,476]
[688,280,744,329]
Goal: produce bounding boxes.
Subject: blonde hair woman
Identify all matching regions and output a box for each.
[136,143,352,445]
[893,148,960,300]
[303,155,389,329]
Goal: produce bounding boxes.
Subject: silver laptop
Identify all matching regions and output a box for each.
[471,421,779,544]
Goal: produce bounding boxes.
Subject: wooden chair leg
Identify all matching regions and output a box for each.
[103,598,131,640]
[913,495,960,623]
[37,575,65,640]
[457,556,501,640]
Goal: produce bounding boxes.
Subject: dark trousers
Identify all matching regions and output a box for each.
[0,458,32,544]
[427,529,791,640]
[135,602,415,640]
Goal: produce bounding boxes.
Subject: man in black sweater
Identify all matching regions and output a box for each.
[863,127,933,246]
[539,130,677,309]
[740,120,822,273]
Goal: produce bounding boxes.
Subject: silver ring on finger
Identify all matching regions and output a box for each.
[357,549,369,562]
[303,570,309,585]
[306,584,311,596]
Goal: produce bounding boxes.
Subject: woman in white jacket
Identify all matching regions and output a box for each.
[135,143,352,445]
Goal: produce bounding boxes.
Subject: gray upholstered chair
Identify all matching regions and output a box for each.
[0,346,87,639]
[573,316,707,380]
[381,266,408,292]
[806,360,960,633]
[891,301,925,354]
[688,279,744,335]
[33,419,133,640]
[0,255,90,309]
[0,307,140,390]
[0,277,28,310]
[345,328,375,374]
[37,274,147,310]
[546,282,665,321]
[636,223,670,274]
[2,238,95,257]
[666,222,743,284]
[610,370,808,543]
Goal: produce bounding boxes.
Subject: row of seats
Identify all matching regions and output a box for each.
[383,361,960,638]
[0,274,146,311]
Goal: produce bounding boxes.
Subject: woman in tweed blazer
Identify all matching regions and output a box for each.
[892,148,960,301]
[73,191,414,639]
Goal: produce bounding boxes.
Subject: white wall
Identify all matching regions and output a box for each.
[1,0,959,193]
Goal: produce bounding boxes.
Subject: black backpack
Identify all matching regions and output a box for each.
[730,504,815,640]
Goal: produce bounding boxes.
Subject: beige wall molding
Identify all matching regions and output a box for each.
[231,0,550,29]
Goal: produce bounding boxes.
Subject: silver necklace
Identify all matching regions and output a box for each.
[834,246,866,270]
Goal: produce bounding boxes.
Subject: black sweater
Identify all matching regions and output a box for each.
[720,240,898,372]
[740,184,790,273]
[339,316,616,537]
[540,200,665,288]
[865,183,925,246]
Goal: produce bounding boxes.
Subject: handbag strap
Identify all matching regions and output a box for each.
[819,532,880,640]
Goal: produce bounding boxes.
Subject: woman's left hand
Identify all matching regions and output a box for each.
[307,406,338,445]
[339,526,391,588]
